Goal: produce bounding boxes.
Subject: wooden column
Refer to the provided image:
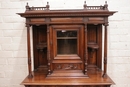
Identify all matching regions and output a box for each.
[47,24,51,75]
[84,24,88,76]
[102,24,108,78]
[26,20,33,78]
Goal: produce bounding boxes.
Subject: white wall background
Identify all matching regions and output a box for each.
[0,0,130,87]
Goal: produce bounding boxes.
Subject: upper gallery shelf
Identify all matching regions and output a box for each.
[25,1,108,11]
[17,1,117,18]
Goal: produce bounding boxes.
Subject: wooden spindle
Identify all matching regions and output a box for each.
[47,24,51,75]
[102,24,108,78]
[84,24,88,76]
[26,19,33,78]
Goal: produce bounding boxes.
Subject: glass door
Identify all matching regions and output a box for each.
[51,25,84,60]
[50,25,84,73]
[57,30,78,54]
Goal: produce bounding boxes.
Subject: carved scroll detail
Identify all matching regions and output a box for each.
[55,64,80,70]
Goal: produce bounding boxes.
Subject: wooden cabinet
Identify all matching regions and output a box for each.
[18,1,116,87]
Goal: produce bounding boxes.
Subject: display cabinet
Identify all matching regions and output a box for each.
[17,1,116,87]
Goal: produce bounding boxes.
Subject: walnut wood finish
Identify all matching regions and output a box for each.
[17,1,116,87]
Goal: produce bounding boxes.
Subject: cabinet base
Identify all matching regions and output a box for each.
[21,70,114,87]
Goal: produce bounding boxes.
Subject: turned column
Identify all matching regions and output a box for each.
[84,24,88,76]
[47,24,51,75]
[26,19,33,78]
[102,1,109,77]
[102,22,108,78]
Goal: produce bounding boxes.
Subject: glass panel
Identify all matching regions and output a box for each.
[57,30,77,54]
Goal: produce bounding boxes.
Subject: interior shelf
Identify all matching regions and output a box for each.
[36,42,47,51]
[87,42,99,58]
[87,42,99,49]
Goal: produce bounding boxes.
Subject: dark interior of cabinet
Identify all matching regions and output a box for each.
[33,25,48,71]
[57,30,77,54]
[87,24,102,70]
[33,24,102,71]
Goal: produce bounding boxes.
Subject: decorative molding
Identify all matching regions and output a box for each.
[19,13,115,18]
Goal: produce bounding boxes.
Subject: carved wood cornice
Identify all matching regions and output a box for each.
[17,1,117,19]
[17,11,116,18]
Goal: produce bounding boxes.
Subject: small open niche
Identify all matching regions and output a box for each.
[88,42,99,58]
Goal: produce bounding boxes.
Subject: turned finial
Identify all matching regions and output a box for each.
[26,2,28,6]
[46,2,50,10]
[84,1,87,9]
[26,2,30,11]
[104,1,108,10]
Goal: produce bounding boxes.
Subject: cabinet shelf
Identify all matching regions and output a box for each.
[87,42,99,58]
[36,42,47,50]
[87,42,99,49]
